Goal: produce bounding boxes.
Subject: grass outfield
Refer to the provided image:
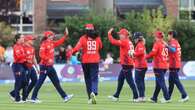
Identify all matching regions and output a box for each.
[0,80,194,110]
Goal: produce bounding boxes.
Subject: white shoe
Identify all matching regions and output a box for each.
[88,99,92,104]
[64,94,74,103]
[138,97,146,102]
[8,93,15,101]
[108,95,119,102]
[90,92,97,104]
[26,99,31,102]
[133,98,140,103]
[179,96,189,102]
[30,99,42,103]
[160,98,171,103]
[15,100,25,104]
[148,98,157,103]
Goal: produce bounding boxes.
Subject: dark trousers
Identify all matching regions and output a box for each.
[152,69,169,101]
[135,68,147,98]
[82,63,99,99]
[169,68,187,99]
[113,65,138,99]
[26,67,38,98]
[31,65,67,100]
[10,63,28,101]
[10,67,37,99]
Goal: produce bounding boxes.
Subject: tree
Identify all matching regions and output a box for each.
[0,22,14,47]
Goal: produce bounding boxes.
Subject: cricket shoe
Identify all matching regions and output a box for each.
[90,92,97,104]
[133,98,140,103]
[179,96,189,103]
[138,97,146,102]
[14,100,26,104]
[64,94,74,103]
[30,99,42,104]
[88,99,92,104]
[160,98,171,103]
[148,98,157,103]
[108,95,119,102]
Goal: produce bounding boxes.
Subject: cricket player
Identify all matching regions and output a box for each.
[165,30,189,102]
[10,34,28,103]
[72,24,103,104]
[146,30,170,103]
[107,28,139,102]
[30,29,73,103]
[9,35,39,101]
[130,32,148,102]
[23,35,39,99]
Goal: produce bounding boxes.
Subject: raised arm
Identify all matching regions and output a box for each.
[53,27,69,47]
[107,28,122,46]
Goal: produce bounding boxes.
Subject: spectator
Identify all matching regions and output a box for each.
[4,46,14,66]
[56,47,65,63]
[104,52,114,64]
[66,45,73,64]
[70,52,81,65]
[0,44,5,63]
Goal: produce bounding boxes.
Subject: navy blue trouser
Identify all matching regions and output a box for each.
[11,63,28,101]
[135,68,147,98]
[26,67,38,98]
[169,68,187,99]
[31,65,67,100]
[113,65,138,99]
[152,69,170,101]
[82,63,99,99]
[10,67,37,98]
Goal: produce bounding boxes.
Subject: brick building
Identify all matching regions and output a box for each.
[1,0,193,35]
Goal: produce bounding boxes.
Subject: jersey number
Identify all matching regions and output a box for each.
[87,41,96,51]
[161,48,168,60]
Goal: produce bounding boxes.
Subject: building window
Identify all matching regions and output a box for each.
[10,0,34,34]
[180,0,189,9]
[179,0,195,21]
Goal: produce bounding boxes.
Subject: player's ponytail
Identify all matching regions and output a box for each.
[14,34,21,44]
[86,30,99,39]
[40,36,48,44]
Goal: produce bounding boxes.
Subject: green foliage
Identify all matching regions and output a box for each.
[59,11,118,58]
[121,8,174,52]
[59,8,174,59]
[173,20,195,61]
[0,22,14,47]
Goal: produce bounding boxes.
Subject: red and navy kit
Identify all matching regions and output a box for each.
[108,31,138,99]
[146,40,169,69]
[147,31,170,101]
[13,43,26,64]
[39,36,66,66]
[11,43,28,101]
[72,35,102,63]
[24,45,35,68]
[108,33,134,66]
[31,34,69,100]
[168,38,181,69]
[134,40,147,98]
[167,38,188,99]
[72,33,102,99]
[134,41,147,68]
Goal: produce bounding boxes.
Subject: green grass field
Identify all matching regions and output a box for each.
[0,80,194,110]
